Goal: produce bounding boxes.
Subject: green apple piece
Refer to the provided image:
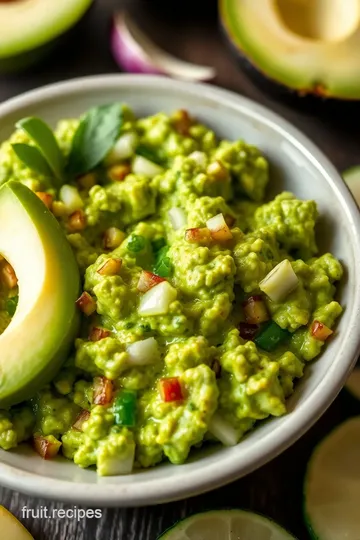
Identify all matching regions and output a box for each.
[0,0,93,73]
[0,506,33,540]
[0,181,80,408]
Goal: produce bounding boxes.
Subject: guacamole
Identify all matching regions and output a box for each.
[0,106,343,475]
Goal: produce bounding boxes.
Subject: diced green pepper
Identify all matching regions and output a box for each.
[113,390,137,427]
[254,321,291,352]
[5,295,18,317]
[127,234,146,253]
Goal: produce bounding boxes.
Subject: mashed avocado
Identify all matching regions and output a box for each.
[0,106,343,475]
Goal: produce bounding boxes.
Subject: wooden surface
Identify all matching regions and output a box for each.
[0,1,359,538]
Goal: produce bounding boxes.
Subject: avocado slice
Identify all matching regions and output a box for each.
[0,182,80,408]
[220,0,360,100]
[0,506,33,540]
[0,0,93,72]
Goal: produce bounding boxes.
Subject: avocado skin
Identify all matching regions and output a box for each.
[0,3,93,74]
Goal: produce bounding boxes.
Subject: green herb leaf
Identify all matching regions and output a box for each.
[151,237,167,253]
[16,117,65,185]
[6,295,18,317]
[67,104,123,176]
[136,144,165,166]
[153,246,173,277]
[127,235,146,253]
[12,144,53,178]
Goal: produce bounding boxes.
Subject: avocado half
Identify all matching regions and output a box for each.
[0,0,93,73]
[220,0,360,100]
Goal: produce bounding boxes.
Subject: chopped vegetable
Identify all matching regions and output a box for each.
[99,442,135,476]
[35,191,53,209]
[206,160,229,181]
[5,295,18,317]
[103,227,126,250]
[33,434,62,460]
[153,246,172,277]
[168,207,187,230]
[311,320,333,341]
[159,377,183,402]
[185,227,211,245]
[255,321,291,352]
[206,213,233,241]
[67,209,87,232]
[93,376,114,405]
[127,234,146,253]
[107,132,138,164]
[259,260,299,302]
[171,109,193,136]
[59,184,84,214]
[73,410,90,431]
[136,144,164,166]
[238,322,259,341]
[97,258,122,276]
[76,292,97,316]
[111,12,216,82]
[114,389,137,427]
[208,413,239,446]
[188,151,207,168]
[77,172,97,190]
[132,155,164,178]
[127,337,160,365]
[138,281,177,316]
[1,262,17,289]
[242,295,269,324]
[51,201,67,218]
[108,163,131,182]
[137,270,165,292]
[89,327,111,342]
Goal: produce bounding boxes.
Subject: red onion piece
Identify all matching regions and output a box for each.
[238,322,259,341]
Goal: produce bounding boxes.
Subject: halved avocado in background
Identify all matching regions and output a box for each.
[0,0,93,73]
[220,0,360,100]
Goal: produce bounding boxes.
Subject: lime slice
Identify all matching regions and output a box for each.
[158,510,296,540]
[0,506,33,539]
[305,417,360,540]
[346,368,360,400]
[343,166,360,207]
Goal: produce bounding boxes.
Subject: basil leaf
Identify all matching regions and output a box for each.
[67,104,123,176]
[16,117,65,184]
[12,144,53,178]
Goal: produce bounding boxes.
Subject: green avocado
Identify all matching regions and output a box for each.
[0,181,80,407]
[0,0,93,72]
[220,0,360,100]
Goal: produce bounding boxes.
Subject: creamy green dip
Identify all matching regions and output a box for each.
[0,106,343,475]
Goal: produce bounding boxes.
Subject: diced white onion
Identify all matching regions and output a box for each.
[168,207,187,230]
[59,184,84,214]
[127,337,160,366]
[99,443,135,476]
[133,155,164,178]
[188,151,207,168]
[206,213,227,232]
[208,413,240,447]
[138,281,177,316]
[259,259,299,303]
[106,132,138,164]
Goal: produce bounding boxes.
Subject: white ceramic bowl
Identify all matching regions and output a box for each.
[0,75,359,507]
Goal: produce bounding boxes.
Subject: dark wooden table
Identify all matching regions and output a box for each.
[0,1,359,538]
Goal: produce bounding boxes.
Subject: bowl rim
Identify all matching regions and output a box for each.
[0,74,359,507]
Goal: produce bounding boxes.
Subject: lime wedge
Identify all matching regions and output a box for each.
[305,417,360,540]
[346,369,360,400]
[0,506,33,539]
[158,509,295,540]
[343,166,360,207]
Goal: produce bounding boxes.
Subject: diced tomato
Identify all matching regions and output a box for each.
[108,163,131,182]
[1,262,17,289]
[89,327,111,341]
[97,258,122,276]
[77,173,97,190]
[67,209,87,232]
[242,296,269,324]
[73,410,91,431]
[33,435,61,460]
[159,377,183,402]
[76,292,96,316]
[93,376,114,405]
[206,160,229,181]
[137,270,165,293]
[35,191,53,209]
[171,109,193,136]
[184,227,212,245]
[311,320,333,341]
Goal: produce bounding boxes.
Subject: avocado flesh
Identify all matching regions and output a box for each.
[0,506,33,540]
[0,0,93,72]
[0,182,80,408]
[220,0,360,99]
